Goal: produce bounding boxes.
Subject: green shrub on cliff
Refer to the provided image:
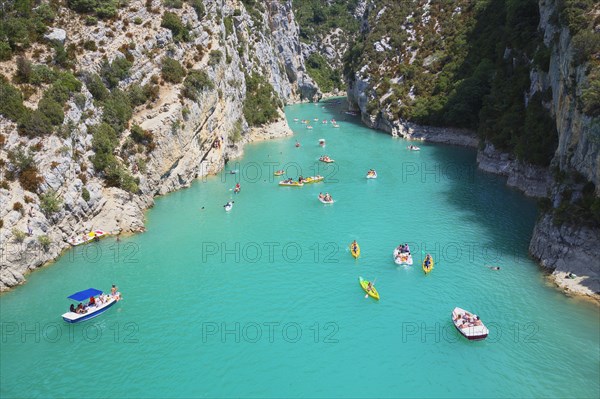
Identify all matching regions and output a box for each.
[242,73,279,126]
[100,57,132,89]
[86,73,109,101]
[0,77,27,121]
[161,57,186,83]
[581,75,600,117]
[305,53,341,93]
[101,89,133,133]
[182,70,214,100]
[161,12,190,42]
[40,190,63,217]
[67,0,118,19]
[91,122,119,173]
[18,110,53,137]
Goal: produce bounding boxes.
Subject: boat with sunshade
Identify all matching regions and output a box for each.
[61,288,119,323]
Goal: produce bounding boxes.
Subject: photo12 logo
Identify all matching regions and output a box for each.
[1,241,141,265]
[200,321,339,344]
[400,161,476,184]
[1,322,140,344]
[200,241,340,264]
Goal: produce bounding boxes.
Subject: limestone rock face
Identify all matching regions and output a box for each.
[44,28,67,44]
[538,0,599,190]
[530,214,600,298]
[476,144,552,198]
[0,0,317,291]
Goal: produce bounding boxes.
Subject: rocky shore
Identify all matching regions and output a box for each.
[0,117,293,291]
[530,214,600,302]
[0,0,317,291]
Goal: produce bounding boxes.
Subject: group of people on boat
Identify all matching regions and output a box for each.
[396,243,411,255]
[367,169,377,177]
[319,192,333,202]
[68,285,120,314]
[453,311,482,329]
[319,155,333,162]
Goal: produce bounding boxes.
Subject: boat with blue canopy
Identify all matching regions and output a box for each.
[61,288,120,323]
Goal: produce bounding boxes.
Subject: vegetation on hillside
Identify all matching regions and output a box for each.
[558,0,600,117]
[292,0,360,43]
[292,0,360,92]
[305,53,342,93]
[342,0,560,166]
[242,73,280,126]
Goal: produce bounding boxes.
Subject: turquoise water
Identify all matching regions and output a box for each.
[1,100,599,398]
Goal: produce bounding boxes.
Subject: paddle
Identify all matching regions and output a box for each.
[364,278,377,299]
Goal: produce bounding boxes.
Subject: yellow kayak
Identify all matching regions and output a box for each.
[359,277,379,300]
[303,175,324,184]
[350,242,360,258]
[422,257,434,274]
[279,181,304,187]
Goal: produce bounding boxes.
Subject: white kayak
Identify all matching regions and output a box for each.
[393,248,413,265]
[224,202,234,212]
[366,171,377,179]
[452,307,489,341]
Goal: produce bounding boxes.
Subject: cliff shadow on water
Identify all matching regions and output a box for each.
[317,97,541,273]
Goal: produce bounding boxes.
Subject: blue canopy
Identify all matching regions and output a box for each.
[67,288,103,301]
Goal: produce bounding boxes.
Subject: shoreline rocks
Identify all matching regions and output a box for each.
[530,214,600,302]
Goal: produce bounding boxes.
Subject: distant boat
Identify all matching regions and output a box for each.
[318,194,334,204]
[366,170,377,179]
[67,230,108,246]
[393,247,413,265]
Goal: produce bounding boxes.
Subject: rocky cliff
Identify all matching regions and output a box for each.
[0,0,319,290]
[527,0,599,299]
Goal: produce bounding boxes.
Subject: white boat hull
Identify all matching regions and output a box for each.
[67,230,108,246]
[318,197,334,204]
[62,297,118,323]
[452,307,489,340]
[393,248,413,265]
